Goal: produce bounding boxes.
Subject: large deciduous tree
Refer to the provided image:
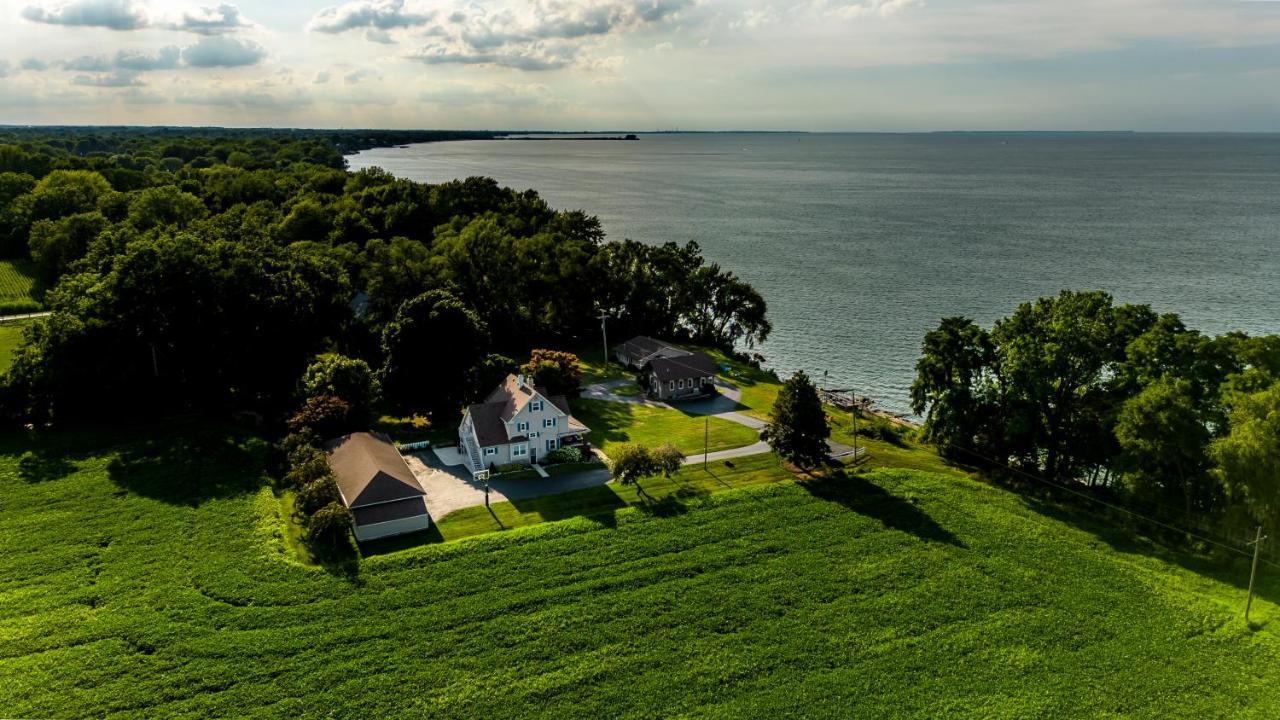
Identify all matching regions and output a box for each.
[910,316,996,462]
[380,289,488,419]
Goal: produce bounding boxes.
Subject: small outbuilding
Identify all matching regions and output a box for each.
[324,431,431,542]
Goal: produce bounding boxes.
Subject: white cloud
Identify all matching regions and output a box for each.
[313,70,331,84]
[181,36,267,67]
[0,61,10,79]
[161,4,250,34]
[115,46,181,71]
[308,0,434,34]
[71,69,144,86]
[21,0,147,30]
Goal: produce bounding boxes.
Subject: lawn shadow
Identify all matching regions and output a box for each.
[108,427,267,506]
[632,481,708,518]
[572,399,640,449]
[802,470,965,547]
[17,449,78,483]
[508,484,626,529]
[1015,489,1280,603]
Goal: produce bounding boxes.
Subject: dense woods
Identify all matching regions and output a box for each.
[0,128,770,426]
[911,290,1280,543]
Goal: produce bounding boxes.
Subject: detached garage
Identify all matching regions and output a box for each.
[324,432,432,542]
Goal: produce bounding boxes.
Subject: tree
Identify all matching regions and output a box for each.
[296,474,342,516]
[608,443,659,485]
[127,185,208,232]
[1116,377,1217,525]
[910,316,996,461]
[306,502,353,549]
[468,353,518,402]
[652,443,685,477]
[521,349,582,396]
[381,289,488,418]
[762,370,830,469]
[288,395,354,439]
[302,354,379,424]
[27,211,108,281]
[1212,382,1280,536]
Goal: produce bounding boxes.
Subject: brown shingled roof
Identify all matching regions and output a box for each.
[324,432,425,509]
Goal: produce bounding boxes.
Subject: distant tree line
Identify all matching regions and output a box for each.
[0,130,770,426]
[911,290,1280,542]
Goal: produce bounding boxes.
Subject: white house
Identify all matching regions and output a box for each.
[458,374,590,474]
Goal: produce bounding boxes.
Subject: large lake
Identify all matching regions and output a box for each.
[349,133,1280,414]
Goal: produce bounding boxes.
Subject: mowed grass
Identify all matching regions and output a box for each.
[571,397,760,456]
[696,345,782,419]
[0,259,38,303]
[5,425,1280,717]
[0,320,31,375]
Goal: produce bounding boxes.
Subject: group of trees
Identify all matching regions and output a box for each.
[0,130,771,427]
[910,290,1280,539]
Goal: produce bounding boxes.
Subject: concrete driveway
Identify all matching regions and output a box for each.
[404,451,612,519]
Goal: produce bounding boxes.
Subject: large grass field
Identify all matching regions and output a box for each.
[5,424,1280,717]
[571,397,760,455]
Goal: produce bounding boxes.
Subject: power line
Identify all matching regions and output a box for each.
[946,443,1280,569]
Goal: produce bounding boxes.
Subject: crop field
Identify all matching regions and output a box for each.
[4,425,1280,718]
[0,259,38,303]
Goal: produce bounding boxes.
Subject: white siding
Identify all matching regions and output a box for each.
[354,513,432,542]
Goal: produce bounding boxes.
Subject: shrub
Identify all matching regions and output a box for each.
[496,462,526,474]
[284,449,330,490]
[296,475,342,516]
[543,446,583,465]
[306,502,353,549]
[280,429,321,462]
[302,354,379,423]
[855,415,907,447]
[521,349,582,396]
[0,300,41,315]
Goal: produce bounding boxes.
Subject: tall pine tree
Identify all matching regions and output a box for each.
[762,370,830,469]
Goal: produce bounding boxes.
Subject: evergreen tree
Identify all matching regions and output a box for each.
[762,370,830,469]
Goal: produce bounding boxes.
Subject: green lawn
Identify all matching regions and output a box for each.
[0,320,31,375]
[696,346,783,419]
[571,397,760,456]
[544,461,607,477]
[573,342,631,384]
[6,424,1280,717]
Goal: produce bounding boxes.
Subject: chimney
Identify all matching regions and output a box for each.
[516,374,525,388]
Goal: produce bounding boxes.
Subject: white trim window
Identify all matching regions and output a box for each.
[543,417,557,428]
[545,438,557,451]
[511,443,528,458]
[530,400,543,412]
[484,447,497,456]
[529,431,540,439]
[516,421,529,433]
[669,381,675,391]
[678,379,685,389]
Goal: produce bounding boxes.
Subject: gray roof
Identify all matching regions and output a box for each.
[616,336,692,366]
[466,401,511,447]
[647,352,719,384]
[324,432,425,509]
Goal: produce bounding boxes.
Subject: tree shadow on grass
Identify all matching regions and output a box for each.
[18,449,78,483]
[802,469,965,547]
[108,427,267,506]
[508,485,626,529]
[632,482,708,518]
[1015,489,1280,603]
[570,399,639,449]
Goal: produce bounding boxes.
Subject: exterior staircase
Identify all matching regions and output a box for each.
[462,436,484,474]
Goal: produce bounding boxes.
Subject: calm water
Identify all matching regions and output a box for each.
[349,133,1280,414]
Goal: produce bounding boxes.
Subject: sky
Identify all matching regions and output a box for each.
[1,0,1280,131]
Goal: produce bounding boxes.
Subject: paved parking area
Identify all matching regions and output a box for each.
[404,450,613,519]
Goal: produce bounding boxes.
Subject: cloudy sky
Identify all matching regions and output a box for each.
[1,0,1279,130]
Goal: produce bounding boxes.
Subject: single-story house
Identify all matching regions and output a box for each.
[614,335,694,369]
[458,374,590,475]
[324,431,431,542]
[645,351,719,402]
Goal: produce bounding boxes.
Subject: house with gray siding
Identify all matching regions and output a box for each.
[325,432,432,542]
[458,374,590,474]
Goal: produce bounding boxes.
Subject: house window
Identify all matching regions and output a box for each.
[484,447,496,456]
[669,381,675,391]
[545,438,557,451]
[529,431,540,439]
[678,379,684,389]
[530,400,543,412]
[516,421,529,433]
[543,417,556,428]
[512,443,528,457]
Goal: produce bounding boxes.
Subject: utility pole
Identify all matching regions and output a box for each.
[597,310,610,370]
[1247,526,1267,623]
[704,416,709,469]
